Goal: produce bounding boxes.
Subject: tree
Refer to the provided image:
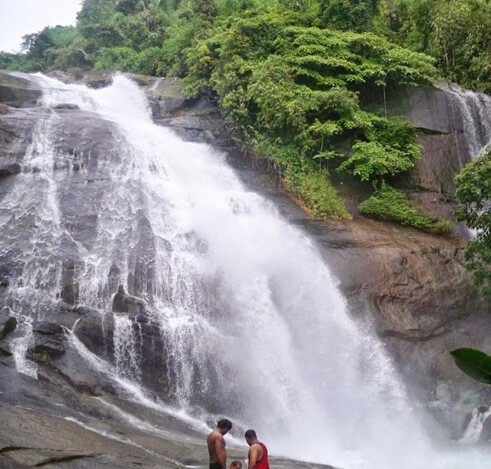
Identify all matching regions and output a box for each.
[77,0,118,26]
[455,148,491,296]
[317,0,379,31]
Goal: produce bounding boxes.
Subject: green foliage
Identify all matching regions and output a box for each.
[429,0,491,93]
[337,117,421,183]
[376,0,491,92]
[95,47,162,74]
[179,10,434,217]
[3,0,489,91]
[77,0,118,26]
[359,184,452,234]
[252,138,351,219]
[451,348,491,385]
[317,0,378,31]
[455,148,491,295]
[0,25,86,72]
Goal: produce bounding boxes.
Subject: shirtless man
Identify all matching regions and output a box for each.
[245,429,270,469]
[207,418,232,469]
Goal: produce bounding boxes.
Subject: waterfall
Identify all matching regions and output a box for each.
[114,314,142,381]
[460,407,491,444]
[440,83,491,159]
[1,73,488,468]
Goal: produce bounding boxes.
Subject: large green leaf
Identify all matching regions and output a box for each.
[450,348,491,385]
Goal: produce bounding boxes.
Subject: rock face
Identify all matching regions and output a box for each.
[0,69,489,460]
[0,71,42,107]
[314,218,490,433]
[112,285,147,315]
[28,321,67,360]
[365,84,491,225]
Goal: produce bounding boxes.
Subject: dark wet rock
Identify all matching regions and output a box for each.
[155,110,231,146]
[146,77,186,117]
[482,414,491,442]
[74,313,112,360]
[28,321,66,361]
[61,259,80,306]
[112,285,146,315]
[0,316,17,340]
[0,308,17,340]
[79,72,113,89]
[0,103,10,114]
[0,157,21,176]
[75,312,170,396]
[48,70,113,89]
[0,107,39,173]
[363,85,475,223]
[32,322,64,335]
[54,103,80,110]
[144,80,232,145]
[0,344,12,356]
[0,71,42,108]
[127,215,157,299]
[123,72,158,88]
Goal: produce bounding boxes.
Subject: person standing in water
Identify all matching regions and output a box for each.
[207,418,233,469]
[245,429,270,469]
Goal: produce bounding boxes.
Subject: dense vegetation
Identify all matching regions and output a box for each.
[2,0,489,92]
[456,148,491,296]
[359,184,452,235]
[0,0,486,233]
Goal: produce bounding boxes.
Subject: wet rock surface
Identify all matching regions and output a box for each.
[28,321,67,361]
[112,285,147,315]
[0,314,17,340]
[0,71,42,108]
[0,358,333,468]
[364,84,491,230]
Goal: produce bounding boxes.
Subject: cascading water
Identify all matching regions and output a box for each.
[1,73,489,468]
[113,314,141,381]
[439,83,491,159]
[460,407,491,444]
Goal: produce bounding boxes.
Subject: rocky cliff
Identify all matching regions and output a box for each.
[0,70,490,467]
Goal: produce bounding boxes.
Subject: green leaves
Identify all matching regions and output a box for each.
[179,8,437,219]
[455,148,491,295]
[338,141,410,181]
[336,117,421,182]
[451,348,491,385]
[359,184,452,234]
[376,0,490,93]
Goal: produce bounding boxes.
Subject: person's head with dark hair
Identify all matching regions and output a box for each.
[229,461,242,468]
[244,429,257,445]
[216,418,232,434]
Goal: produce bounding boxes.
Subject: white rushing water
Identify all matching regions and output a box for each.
[460,407,491,444]
[2,73,489,468]
[440,83,491,159]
